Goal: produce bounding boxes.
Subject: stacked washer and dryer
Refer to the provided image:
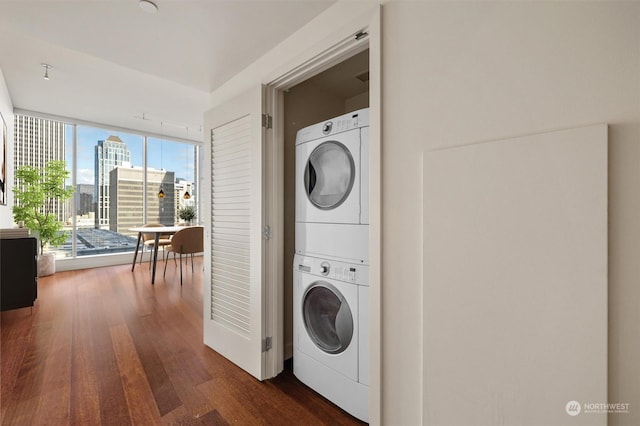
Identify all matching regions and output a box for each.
[293,108,369,422]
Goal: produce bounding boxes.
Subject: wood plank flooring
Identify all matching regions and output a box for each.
[1,258,366,425]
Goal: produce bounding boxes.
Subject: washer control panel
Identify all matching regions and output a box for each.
[294,254,369,286]
[333,265,357,283]
[320,261,330,276]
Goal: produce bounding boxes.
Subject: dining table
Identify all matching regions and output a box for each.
[129,225,185,284]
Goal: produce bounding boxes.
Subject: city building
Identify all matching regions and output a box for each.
[64,183,94,223]
[94,136,130,229]
[13,114,67,222]
[75,183,95,217]
[108,166,175,236]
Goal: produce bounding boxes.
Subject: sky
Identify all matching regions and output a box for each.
[66,125,196,185]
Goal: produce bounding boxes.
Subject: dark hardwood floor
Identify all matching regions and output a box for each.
[1,257,365,425]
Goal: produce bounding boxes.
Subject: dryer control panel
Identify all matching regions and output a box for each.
[295,108,370,146]
[294,254,369,286]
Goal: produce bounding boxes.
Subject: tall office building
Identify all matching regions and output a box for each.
[76,184,95,216]
[109,167,175,235]
[95,136,130,229]
[13,114,67,221]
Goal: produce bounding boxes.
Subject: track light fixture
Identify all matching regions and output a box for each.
[158,122,165,198]
[41,63,52,80]
[183,142,191,199]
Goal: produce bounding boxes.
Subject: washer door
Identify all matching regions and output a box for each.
[304,141,355,210]
[302,282,353,354]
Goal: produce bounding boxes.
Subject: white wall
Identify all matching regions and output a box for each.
[382,2,639,425]
[0,68,14,227]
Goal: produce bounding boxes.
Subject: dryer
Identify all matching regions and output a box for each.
[293,254,369,422]
[295,108,369,263]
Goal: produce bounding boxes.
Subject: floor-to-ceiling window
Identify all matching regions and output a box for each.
[13,113,200,262]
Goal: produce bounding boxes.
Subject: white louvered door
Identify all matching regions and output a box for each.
[203,88,266,379]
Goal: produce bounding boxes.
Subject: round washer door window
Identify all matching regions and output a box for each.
[302,282,353,354]
[304,141,355,210]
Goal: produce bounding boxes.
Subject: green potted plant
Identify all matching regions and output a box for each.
[178,205,197,225]
[12,160,74,277]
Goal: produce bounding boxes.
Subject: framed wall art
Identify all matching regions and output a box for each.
[0,112,6,205]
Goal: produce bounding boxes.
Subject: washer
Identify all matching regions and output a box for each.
[293,254,369,422]
[295,108,369,263]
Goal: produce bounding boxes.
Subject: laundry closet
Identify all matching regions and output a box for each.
[282,48,370,422]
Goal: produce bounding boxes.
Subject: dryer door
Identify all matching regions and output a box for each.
[305,141,355,211]
[296,128,361,224]
[302,282,354,354]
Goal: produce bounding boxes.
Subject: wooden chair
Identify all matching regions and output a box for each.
[140,223,173,268]
[163,226,204,285]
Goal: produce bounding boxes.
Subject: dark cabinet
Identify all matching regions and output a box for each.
[1,237,38,311]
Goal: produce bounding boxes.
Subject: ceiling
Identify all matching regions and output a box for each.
[0,0,335,141]
[292,49,369,100]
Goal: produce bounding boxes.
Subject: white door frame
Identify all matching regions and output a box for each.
[261,7,382,424]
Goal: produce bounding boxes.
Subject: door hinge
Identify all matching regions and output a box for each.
[262,336,272,352]
[355,30,368,41]
[262,225,272,240]
[262,113,272,129]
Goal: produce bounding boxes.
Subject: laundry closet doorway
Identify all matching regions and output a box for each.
[264,14,382,413]
[280,48,370,361]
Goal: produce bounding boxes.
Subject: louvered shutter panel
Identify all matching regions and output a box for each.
[210,115,252,336]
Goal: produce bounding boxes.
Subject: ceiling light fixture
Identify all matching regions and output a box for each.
[41,63,52,80]
[139,0,158,14]
[183,129,191,200]
[158,122,165,199]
